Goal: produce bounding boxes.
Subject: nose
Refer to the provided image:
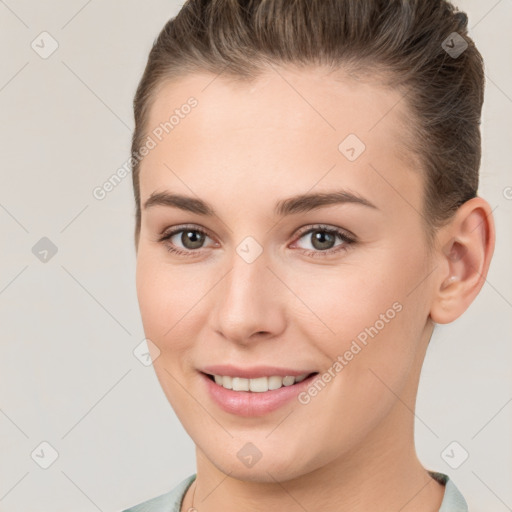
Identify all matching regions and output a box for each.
[210,246,287,345]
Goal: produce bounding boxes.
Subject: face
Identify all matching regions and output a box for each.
[135,66,436,482]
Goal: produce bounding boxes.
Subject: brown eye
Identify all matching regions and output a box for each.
[158,225,213,256]
[292,225,356,258]
[178,229,206,250]
[158,224,355,259]
[309,230,337,251]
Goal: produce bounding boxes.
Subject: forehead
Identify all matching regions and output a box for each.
[146,65,411,144]
[139,66,422,213]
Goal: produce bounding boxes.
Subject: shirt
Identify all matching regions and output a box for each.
[122,470,468,512]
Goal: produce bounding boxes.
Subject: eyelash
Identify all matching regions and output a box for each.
[157,224,356,259]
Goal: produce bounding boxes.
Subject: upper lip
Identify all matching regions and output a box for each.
[200,364,318,379]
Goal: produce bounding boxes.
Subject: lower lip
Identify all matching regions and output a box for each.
[200,372,319,417]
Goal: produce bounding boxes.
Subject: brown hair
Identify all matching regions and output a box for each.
[131,0,484,250]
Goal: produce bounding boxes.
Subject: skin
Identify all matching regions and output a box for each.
[135,65,495,512]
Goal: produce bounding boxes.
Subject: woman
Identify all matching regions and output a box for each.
[123,0,495,510]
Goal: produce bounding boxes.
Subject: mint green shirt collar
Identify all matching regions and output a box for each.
[122,471,468,512]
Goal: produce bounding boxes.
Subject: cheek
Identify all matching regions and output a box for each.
[292,265,426,450]
[135,250,215,359]
[135,253,203,411]
[298,243,429,381]
[291,259,402,345]
[136,251,182,344]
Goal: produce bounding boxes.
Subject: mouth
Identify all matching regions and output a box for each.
[199,370,321,416]
[201,371,320,393]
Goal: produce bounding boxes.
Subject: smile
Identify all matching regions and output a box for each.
[207,373,316,392]
[200,371,321,416]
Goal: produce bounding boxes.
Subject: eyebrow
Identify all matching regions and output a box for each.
[143,189,378,216]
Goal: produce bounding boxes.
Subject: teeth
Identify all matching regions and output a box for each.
[268,376,283,390]
[220,375,232,389]
[212,373,310,392]
[232,377,250,391]
[282,376,295,386]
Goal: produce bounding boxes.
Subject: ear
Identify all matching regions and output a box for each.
[429,197,495,324]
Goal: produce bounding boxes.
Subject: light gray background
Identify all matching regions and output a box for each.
[0,1,511,511]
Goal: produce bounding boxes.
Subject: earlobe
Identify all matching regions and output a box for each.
[429,197,495,324]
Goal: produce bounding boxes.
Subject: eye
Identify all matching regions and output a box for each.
[157,223,356,259]
[291,224,356,258]
[157,225,215,257]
